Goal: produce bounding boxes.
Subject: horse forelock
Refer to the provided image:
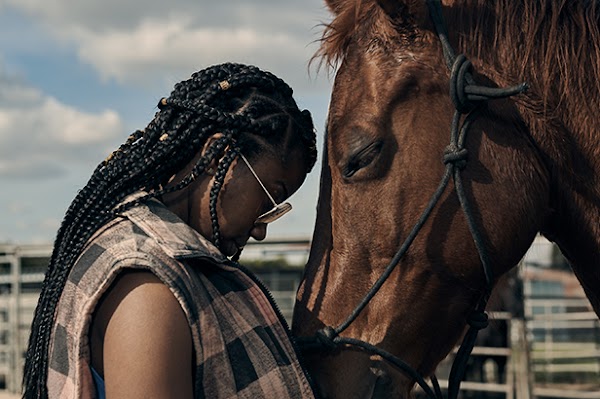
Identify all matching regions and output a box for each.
[317,0,600,117]
[313,0,416,71]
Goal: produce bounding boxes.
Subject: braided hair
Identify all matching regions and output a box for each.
[23,63,317,399]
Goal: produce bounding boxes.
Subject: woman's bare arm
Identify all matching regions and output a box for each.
[93,270,194,398]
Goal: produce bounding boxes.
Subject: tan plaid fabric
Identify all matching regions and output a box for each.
[47,194,315,398]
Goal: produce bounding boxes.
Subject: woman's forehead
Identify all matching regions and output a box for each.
[252,150,307,191]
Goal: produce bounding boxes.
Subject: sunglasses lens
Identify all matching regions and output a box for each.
[255,202,292,224]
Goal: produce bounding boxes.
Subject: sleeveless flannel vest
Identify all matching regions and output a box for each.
[47,194,315,398]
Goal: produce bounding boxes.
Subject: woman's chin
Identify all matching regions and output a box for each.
[220,241,239,258]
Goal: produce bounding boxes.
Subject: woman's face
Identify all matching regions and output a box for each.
[164,144,308,257]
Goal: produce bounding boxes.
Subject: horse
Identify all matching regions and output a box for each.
[292,1,600,398]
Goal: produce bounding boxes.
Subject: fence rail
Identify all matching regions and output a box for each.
[1,243,600,398]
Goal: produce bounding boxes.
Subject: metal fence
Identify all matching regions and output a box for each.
[1,241,599,398]
[526,298,600,399]
[429,306,600,399]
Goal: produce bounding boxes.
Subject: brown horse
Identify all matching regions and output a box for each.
[292,0,600,398]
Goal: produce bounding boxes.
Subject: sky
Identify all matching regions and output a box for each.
[0,0,334,244]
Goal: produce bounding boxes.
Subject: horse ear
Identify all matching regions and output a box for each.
[324,0,345,15]
[376,0,423,22]
[376,0,403,19]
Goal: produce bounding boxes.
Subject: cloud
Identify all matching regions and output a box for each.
[0,1,332,243]
[76,17,318,88]
[0,68,125,179]
[39,217,60,230]
[7,201,28,213]
[1,0,327,35]
[0,159,67,179]
[0,1,331,92]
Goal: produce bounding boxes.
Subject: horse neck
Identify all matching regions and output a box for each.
[447,0,600,316]
[517,69,600,270]
[537,110,600,318]
[510,52,600,317]
[449,0,600,259]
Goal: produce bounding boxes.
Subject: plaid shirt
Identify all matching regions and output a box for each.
[48,194,315,398]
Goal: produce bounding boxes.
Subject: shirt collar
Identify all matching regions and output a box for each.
[118,191,228,263]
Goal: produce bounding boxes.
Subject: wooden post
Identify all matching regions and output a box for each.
[511,318,534,399]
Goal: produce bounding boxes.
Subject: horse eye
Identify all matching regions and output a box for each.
[343,141,383,179]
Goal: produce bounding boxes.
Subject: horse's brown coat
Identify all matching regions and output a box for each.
[293,1,600,398]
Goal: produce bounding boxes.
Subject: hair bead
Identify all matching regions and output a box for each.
[219,80,231,91]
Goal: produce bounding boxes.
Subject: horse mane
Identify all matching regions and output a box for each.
[316,0,600,115]
[461,0,600,116]
[314,1,417,70]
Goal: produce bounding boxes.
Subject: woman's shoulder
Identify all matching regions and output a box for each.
[94,270,191,344]
[92,270,194,398]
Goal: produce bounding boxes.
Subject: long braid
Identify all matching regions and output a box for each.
[209,143,240,248]
[23,63,317,399]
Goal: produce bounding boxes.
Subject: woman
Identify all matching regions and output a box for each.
[23,63,318,398]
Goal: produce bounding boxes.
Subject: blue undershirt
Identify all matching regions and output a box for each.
[90,366,106,399]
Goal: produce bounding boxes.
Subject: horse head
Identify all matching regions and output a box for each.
[291,0,574,397]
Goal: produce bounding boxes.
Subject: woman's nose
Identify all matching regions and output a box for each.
[250,223,267,241]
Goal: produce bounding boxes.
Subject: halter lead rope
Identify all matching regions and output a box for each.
[297,1,528,398]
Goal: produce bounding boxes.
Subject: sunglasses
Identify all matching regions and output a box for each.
[239,153,292,224]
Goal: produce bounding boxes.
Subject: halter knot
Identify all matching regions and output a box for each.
[315,326,339,350]
[450,53,529,116]
[449,54,476,113]
[443,144,468,170]
[467,311,489,330]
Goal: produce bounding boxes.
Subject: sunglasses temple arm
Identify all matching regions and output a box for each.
[239,154,278,206]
